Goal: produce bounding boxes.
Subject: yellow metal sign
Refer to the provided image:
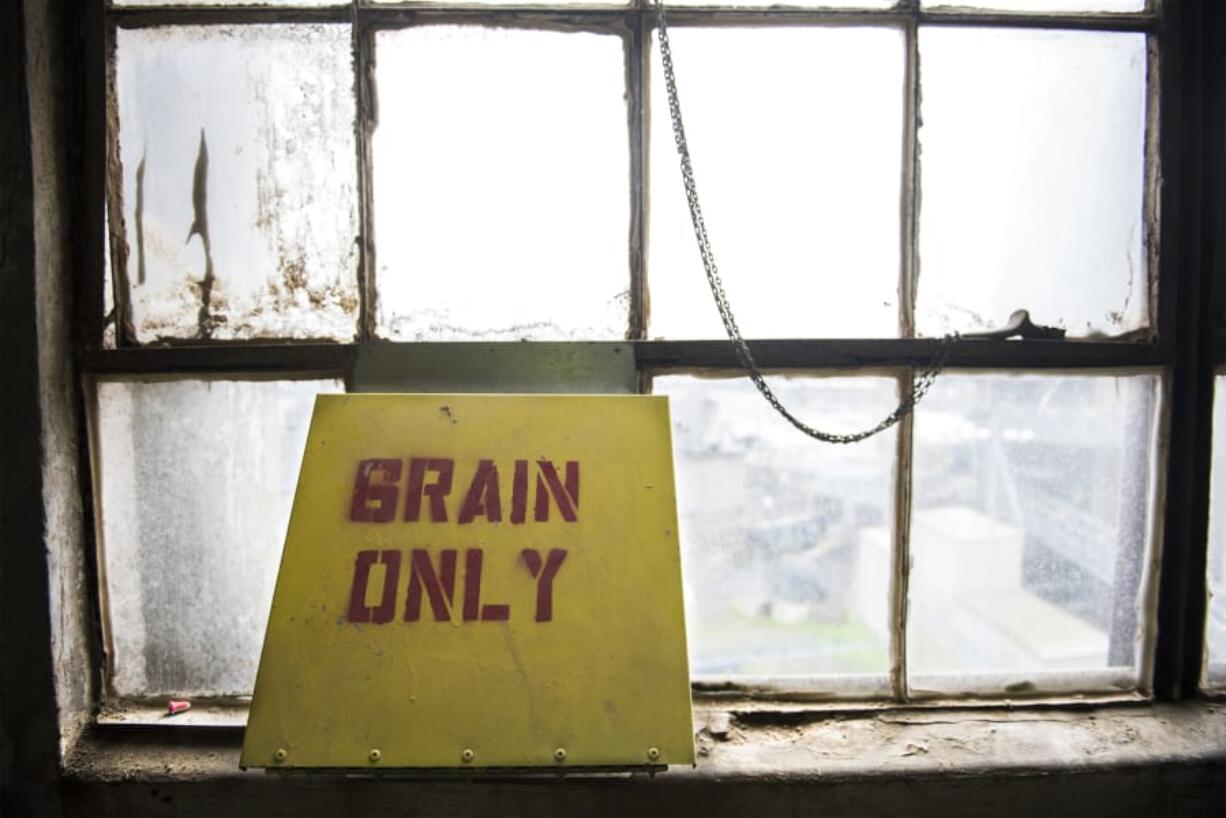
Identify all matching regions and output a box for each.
[242,394,693,770]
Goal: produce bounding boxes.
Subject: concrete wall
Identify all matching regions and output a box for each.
[26,0,95,760]
[1,1,65,815]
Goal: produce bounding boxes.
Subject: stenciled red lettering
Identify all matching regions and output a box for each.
[341,457,578,625]
[534,460,579,522]
[346,549,401,624]
[347,458,579,525]
[457,460,502,524]
[521,548,568,622]
[349,459,402,523]
[404,548,457,622]
[404,458,454,522]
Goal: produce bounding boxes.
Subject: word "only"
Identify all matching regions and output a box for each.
[346,547,568,624]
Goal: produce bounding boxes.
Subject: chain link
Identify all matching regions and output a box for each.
[651,0,957,444]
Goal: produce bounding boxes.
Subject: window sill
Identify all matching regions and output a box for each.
[63,700,1226,817]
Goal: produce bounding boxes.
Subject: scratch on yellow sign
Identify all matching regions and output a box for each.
[241,394,693,770]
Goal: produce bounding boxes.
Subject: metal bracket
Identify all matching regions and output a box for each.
[961,309,1067,341]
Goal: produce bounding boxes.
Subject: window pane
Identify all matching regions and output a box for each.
[369,0,631,5]
[114,0,341,5]
[373,27,630,341]
[649,27,904,340]
[916,29,1148,338]
[908,373,1160,695]
[922,0,1144,10]
[96,378,342,697]
[104,201,116,349]
[657,375,897,691]
[114,25,359,343]
[1204,375,1226,689]
[662,0,895,5]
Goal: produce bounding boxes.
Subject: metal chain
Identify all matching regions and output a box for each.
[651,0,957,444]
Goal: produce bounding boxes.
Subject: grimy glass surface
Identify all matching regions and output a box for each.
[370,0,632,5]
[103,201,115,349]
[916,29,1148,338]
[908,374,1159,693]
[1204,375,1226,688]
[116,0,340,5]
[661,0,895,6]
[96,378,342,697]
[373,27,631,341]
[648,26,904,340]
[114,25,359,343]
[656,375,897,685]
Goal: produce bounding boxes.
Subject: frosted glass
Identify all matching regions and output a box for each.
[96,378,342,697]
[115,25,359,342]
[916,29,1148,338]
[1204,376,1226,688]
[657,375,897,687]
[373,27,631,341]
[908,374,1159,694]
[649,27,904,340]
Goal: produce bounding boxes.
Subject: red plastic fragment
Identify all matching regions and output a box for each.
[167,699,191,715]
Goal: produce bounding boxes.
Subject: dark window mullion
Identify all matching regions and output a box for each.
[890,369,915,702]
[103,18,135,348]
[635,338,1170,371]
[75,0,110,353]
[641,7,1155,32]
[900,12,918,342]
[916,9,1157,32]
[82,343,359,376]
[629,13,647,342]
[1152,0,1213,700]
[106,6,352,27]
[354,3,376,342]
[888,11,921,705]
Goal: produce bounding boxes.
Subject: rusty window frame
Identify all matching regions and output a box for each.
[77,0,1224,710]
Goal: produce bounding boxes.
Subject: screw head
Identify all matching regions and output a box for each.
[368,748,382,763]
[461,748,475,763]
[273,748,288,763]
[553,747,567,762]
[647,747,661,762]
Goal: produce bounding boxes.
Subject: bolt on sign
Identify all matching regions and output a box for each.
[241,394,694,770]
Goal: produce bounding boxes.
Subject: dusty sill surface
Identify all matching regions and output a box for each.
[66,700,1226,784]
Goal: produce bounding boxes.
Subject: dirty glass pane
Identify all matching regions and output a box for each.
[373,27,630,341]
[115,0,342,6]
[1204,376,1226,689]
[916,29,1148,338]
[923,0,1143,10]
[657,375,897,689]
[104,201,116,349]
[657,0,894,6]
[649,27,904,340]
[908,373,1160,695]
[114,25,359,343]
[370,0,630,5]
[96,378,343,698]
